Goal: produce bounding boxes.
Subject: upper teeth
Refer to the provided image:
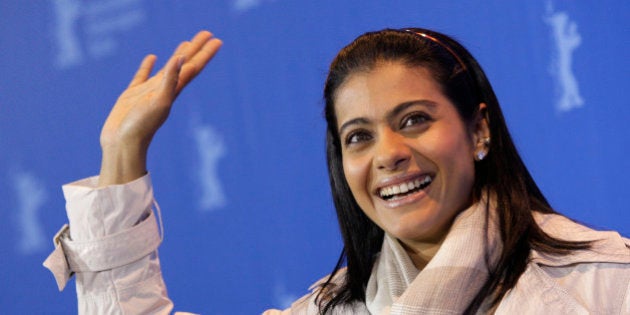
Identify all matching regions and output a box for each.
[379,175,432,198]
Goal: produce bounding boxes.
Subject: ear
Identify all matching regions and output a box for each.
[472,103,491,161]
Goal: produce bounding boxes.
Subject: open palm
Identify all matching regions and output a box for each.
[98,31,222,186]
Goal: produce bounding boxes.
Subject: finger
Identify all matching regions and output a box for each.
[128,54,157,88]
[186,38,223,78]
[176,39,222,93]
[181,30,213,62]
[173,41,190,56]
[156,42,189,77]
[175,63,197,94]
[160,54,185,103]
[155,31,211,77]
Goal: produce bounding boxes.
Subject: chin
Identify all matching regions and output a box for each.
[386,208,456,244]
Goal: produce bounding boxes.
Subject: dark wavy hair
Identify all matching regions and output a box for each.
[317,28,590,314]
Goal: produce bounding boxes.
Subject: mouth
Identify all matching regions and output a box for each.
[378,174,433,200]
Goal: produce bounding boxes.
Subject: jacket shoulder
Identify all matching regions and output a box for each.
[532,212,630,266]
[511,213,630,313]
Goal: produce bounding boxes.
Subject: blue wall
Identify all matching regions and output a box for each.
[0,1,628,313]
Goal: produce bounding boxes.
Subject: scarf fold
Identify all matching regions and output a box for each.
[365,200,501,315]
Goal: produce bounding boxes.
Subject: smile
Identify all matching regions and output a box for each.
[378,175,433,200]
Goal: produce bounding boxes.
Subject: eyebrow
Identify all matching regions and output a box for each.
[338,100,438,135]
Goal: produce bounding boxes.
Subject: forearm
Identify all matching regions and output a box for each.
[44,175,172,314]
[44,30,221,314]
[75,251,172,315]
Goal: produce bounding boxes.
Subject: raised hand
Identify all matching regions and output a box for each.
[98,31,222,186]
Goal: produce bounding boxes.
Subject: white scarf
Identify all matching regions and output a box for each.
[365,201,501,315]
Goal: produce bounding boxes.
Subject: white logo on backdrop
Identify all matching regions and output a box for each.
[13,171,47,254]
[51,0,146,69]
[545,3,584,113]
[193,124,227,212]
[233,0,277,12]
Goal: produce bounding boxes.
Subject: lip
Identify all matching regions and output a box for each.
[373,171,432,194]
[373,171,434,208]
[378,185,430,208]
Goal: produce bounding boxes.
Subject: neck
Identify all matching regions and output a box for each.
[398,232,448,270]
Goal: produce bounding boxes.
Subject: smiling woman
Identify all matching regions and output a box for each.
[336,64,483,250]
[317,28,630,314]
[44,28,630,315]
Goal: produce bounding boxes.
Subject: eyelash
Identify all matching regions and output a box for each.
[400,112,431,129]
[345,129,372,146]
[343,112,432,147]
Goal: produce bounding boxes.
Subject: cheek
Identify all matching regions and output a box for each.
[342,154,372,203]
[434,131,476,199]
[422,127,476,187]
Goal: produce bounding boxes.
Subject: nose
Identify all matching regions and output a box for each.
[374,128,411,171]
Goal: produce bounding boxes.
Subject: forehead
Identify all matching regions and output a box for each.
[334,62,448,124]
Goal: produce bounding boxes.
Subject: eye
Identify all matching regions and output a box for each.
[400,112,431,129]
[345,129,372,146]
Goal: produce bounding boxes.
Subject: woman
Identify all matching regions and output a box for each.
[44,28,629,314]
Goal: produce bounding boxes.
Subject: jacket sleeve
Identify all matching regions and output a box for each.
[43,174,173,315]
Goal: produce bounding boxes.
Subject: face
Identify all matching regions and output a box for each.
[335,61,488,247]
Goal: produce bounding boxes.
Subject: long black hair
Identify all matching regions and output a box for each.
[317,28,590,314]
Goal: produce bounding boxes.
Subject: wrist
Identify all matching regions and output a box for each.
[98,142,148,187]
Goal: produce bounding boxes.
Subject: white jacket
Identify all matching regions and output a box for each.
[44,174,630,314]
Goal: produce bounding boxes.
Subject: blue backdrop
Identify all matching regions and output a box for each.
[1,1,628,313]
